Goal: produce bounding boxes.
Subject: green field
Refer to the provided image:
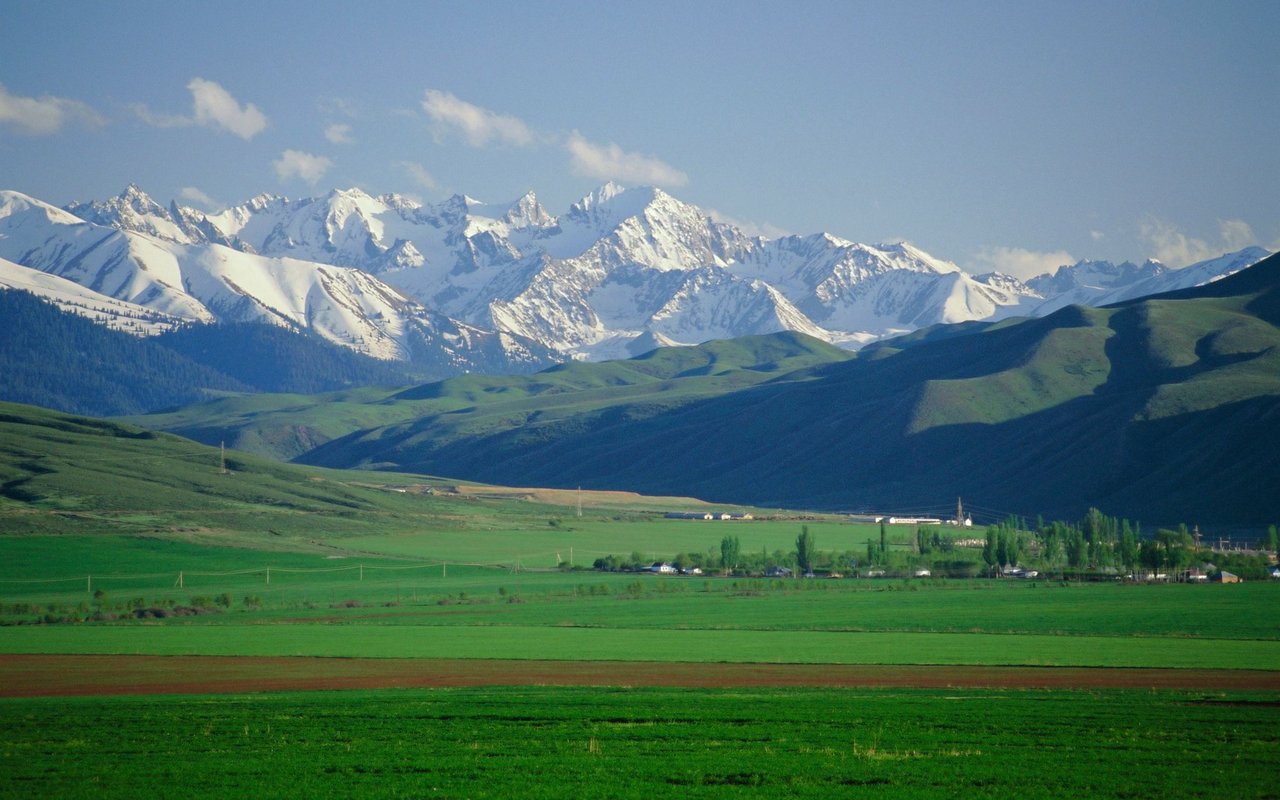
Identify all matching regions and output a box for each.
[5,624,1280,670]
[3,687,1276,799]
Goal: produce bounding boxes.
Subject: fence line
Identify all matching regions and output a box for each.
[0,555,576,590]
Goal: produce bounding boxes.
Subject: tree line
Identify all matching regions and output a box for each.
[591,512,1279,580]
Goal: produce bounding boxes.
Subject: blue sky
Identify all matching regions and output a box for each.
[2,0,1277,277]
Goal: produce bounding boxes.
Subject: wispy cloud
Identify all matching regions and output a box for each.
[421,89,534,147]
[325,123,354,144]
[705,207,789,239]
[1140,217,1258,267]
[417,89,689,190]
[318,96,357,118]
[398,161,438,190]
[179,186,218,208]
[565,130,688,188]
[0,83,104,135]
[1219,219,1257,252]
[971,246,1075,279]
[135,78,267,140]
[274,149,332,185]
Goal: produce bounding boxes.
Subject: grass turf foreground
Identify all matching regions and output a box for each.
[1,686,1276,799]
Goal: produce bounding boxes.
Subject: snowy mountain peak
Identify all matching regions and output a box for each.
[63,184,194,244]
[877,241,962,274]
[504,191,552,228]
[577,181,630,210]
[1,190,91,227]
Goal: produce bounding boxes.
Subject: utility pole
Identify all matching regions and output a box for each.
[220,441,228,475]
[577,486,583,518]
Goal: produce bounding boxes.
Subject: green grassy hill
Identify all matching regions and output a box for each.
[130,330,852,461]
[291,254,1280,528]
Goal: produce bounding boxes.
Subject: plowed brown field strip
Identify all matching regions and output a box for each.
[4,654,1279,697]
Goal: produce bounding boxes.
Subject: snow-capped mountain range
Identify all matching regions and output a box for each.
[0,183,1270,370]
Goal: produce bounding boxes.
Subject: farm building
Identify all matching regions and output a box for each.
[1216,571,1241,584]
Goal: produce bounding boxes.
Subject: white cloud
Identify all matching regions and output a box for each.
[1090,230,1105,242]
[565,131,688,188]
[179,186,217,208]
[273,150,332,185]
[971,246,1075,280]
[135,78,267,140]
[188,78,267,139]
[705,207,789,239]
[421,89,534,147]
[1140,217,1258,268]
[398,161,438,190]
[325,123,354,144]
[0,83,103,135]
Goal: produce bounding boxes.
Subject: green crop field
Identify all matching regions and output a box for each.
[2,687,1277,799]
[5,624,1280,670]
